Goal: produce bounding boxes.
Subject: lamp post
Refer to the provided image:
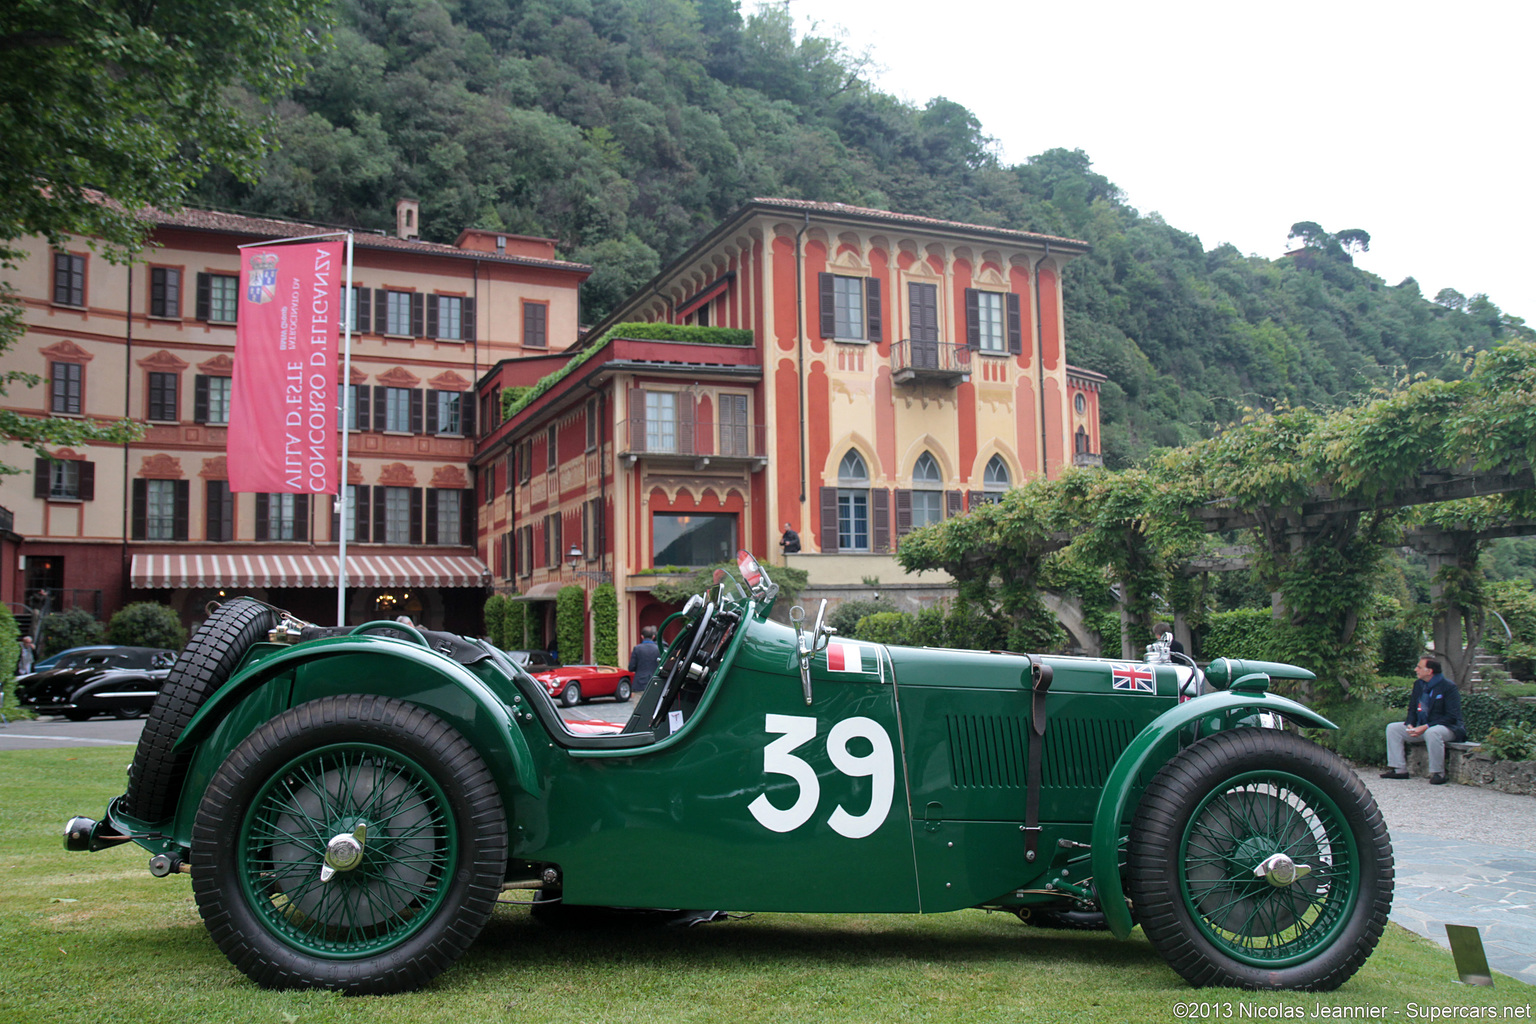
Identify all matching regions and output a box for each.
[565,544,612,584]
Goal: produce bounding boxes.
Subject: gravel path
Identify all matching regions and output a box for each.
[1353,764,1536,850]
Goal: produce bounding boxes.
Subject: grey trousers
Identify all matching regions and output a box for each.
[1386,722,1457,774]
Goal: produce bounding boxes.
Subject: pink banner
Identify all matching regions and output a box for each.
[228,241,342,494]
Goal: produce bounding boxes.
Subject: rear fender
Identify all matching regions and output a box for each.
[1089,690,1337,940]
[168,638,539,835]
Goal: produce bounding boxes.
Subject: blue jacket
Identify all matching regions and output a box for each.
[1406,673,1465,741]
[628,639,659,686]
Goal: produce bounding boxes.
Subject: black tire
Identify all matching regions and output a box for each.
[62,709,92,722]
[560,682,581,707]
[122,598,278,822]
[113,705,143,720]
[191,695,508,994]
[1127,728,1393,990]
[614,679,631,703]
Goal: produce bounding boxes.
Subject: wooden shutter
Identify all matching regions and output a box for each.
[410,293,424,337]
[194,375,210,423]
[964,288,980,349]
[373,387,387,431]
[461,390,476,436]
[1006,293,1023,355]
[374,290,388,334]
[425,294,439,339]
[33,458,48,499]
[818,273,836,338]
[255,493,270,540]
[331,493,341,542]
[355,385,371,432]
[294,494,309,542]
[462,489,476,546]
[131,479,147,539]
[677,391,695,456]
[967,490,984,512]
[410,487,423,545]
[207,481,231,541]
[910,283,938,343]
[865,277,882,341]
[195,273,211,321]
[819,486,840,553]
[946,490,963,518]
[895,489,913,538]
[409,388,423,434]
[355,288,371,333]
[425,489,439,545]
[78,461,95,501]
[462,295,476,342]
[425,390,439,433]
[628,386,645,452]
[173,480,190,540]
[355,485,370,542]
[372,487,386,543]
[872,488,890,553]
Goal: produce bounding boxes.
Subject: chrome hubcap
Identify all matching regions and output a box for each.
[1253,851,1312,888]
[319,822,367,882]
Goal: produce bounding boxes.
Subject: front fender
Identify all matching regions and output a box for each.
[1089,690,1337,939]
[174,637,540,806]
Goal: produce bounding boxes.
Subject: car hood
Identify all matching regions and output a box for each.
[18,665,164,700]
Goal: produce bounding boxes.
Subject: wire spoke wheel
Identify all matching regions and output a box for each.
[1127,728,1392,990]
[241,743,455,957]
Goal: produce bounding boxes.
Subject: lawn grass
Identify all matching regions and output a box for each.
[3,747,1532,1024]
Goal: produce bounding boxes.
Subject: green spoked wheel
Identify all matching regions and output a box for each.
[1127,729,1393,990]
[192,696,507,994]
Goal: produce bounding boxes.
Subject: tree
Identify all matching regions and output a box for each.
[39,607,104,657]
[106,602,188,650]
[0,0,330,472]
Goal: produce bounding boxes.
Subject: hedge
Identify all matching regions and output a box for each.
[591,583,618,667]
[555,585,586,664]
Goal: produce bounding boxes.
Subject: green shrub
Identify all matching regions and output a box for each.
[1373,681,1525,742]
[591,583,618,666]
[1199,609,1276,661]
[830,600,886,639]
[855,612,913,645]
[1376,622,1425,675]
[555,585,586,664]
[908,606,949,647]
[504,596,529,650]
[106,602,188,650]
[0,604,25,720]
[484,595,508,647]
[40,607,105,657]
[1481,722,1536,761]
[1310,701,1402,765]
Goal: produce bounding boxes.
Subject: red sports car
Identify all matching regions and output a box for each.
[528,663,634,707]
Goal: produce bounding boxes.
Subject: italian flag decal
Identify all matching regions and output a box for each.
[826,641,866,673]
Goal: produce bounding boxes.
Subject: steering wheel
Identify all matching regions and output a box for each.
[648,597,716,729]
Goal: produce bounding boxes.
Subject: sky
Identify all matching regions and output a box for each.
[797,0,1534,321]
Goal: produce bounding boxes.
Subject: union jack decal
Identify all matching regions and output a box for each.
[1111,662,1156,694]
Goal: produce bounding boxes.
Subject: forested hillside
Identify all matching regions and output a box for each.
[194,0,1531,466]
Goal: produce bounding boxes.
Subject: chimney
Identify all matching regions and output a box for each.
[395,198,420,240]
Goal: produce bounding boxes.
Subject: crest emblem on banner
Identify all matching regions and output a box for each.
[246,253,278,305]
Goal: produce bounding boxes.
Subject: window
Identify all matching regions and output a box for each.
[911,452,943,529]
[546,425,557,473]
[197,273,239,323]
[837,450,870,552]
[585,397,598,452]
[1075,392,1087,415]
[150,268,181,318]
[1076,426,1091,455]
[53,252,85,306]
[383,387,412,432]
[33,458,94,501]
[976,454,1011,506]
[195,375,232,425]
[206,481,233,541]
[50,362,82,414]
[383,486,412,544]
[345,286,371,334]
[340,485,369,542]
[430,295,463,341]
[148,372,178,421]
[719,394,748,457]
[523,302,547,348]
[427,488,463,545]
[818,273,881,341]
[133,478,188,541]
[965,288,1021,354]
[258,493,305,541]
[644,391,676,453]
[342,384,367,431]
[519,438,533,483]
[653,513,737,567]
[385,291,413,335]
[433,390,462,435]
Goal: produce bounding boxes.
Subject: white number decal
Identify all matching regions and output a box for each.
[747,714,895,839]
[747,714,821,833]
[826,717,895,839]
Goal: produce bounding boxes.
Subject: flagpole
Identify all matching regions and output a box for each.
[338,231,354,626]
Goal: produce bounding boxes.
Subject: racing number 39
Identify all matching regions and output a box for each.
[747,713,895,839]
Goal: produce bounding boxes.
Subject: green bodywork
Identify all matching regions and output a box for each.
[98,585,1328,925]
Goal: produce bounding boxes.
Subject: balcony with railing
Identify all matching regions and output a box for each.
[891,339,971,386]
[1073,452,1104,468]
[621,417,768,470]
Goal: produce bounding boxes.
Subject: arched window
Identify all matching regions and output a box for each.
[911,451,943,528]
[837,450,870,551]
[978,454,1010,505]
[1075,426,1090,455]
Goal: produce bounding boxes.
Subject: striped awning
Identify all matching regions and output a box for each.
[130,553,490,589]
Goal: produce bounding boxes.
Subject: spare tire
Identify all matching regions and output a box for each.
[121,598,279,823]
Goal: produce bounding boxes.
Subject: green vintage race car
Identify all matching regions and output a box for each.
[65,551,1392,994]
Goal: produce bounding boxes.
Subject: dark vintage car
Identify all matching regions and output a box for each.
[64,551,1392,995]
[504,649,558,672]
[18,646,178,720]
[530,662,635,706]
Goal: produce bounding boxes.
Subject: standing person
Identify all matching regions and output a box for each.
[628,625,659,693]
[779,523,800,555]
[1382,656,1466,785]
[17,635,35,676]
